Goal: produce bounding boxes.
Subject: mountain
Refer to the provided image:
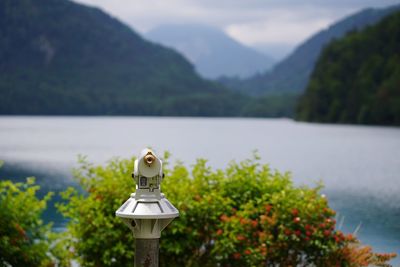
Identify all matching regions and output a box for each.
[297,11,400,126]
[220,4,400,96]
[0,0,246,116]
[146,24,275,79]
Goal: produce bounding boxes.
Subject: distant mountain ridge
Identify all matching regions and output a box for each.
[220,4,400,96]
[146,24,275,79]
[0,0,245,116]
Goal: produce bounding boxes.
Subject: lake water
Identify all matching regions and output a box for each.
[0,116,399,262]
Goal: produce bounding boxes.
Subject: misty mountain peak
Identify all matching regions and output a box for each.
[146,23,275,79]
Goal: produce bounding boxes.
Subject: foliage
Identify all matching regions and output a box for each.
[57,156,136,267]
[58,154,396,267]
[297,11,400,125]
[0,177,64,266]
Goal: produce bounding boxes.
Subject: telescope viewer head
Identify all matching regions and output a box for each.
[133,148,163,193]
[116,148,179,239]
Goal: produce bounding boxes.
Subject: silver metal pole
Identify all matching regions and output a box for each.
[135,238,159,267]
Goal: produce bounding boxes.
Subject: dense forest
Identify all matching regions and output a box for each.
[0,0,252,116]
[297,11,400,126]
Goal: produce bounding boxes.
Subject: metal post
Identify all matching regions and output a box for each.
[135,238,159,267]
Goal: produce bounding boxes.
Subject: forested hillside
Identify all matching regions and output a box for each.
[0,0,246,116]
[220,5,400,96]
[297,12,400,125]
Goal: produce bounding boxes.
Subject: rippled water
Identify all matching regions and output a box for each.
[1,116,399,262]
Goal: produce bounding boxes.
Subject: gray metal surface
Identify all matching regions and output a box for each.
[135,238,159,267]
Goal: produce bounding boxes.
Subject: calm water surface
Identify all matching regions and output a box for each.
[0,116,399,261]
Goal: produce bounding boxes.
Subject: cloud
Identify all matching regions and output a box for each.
[73,0,400,48]
[225,8,335,46]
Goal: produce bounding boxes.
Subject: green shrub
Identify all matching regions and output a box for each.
[0,176,55,266]
[58,154,396,267]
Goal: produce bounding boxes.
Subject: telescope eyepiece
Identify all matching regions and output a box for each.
[134,148,161,179]
[144,152,155,166]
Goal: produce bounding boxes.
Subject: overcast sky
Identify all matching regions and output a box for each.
[74,0,399,58]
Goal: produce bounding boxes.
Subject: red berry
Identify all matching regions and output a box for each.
[346,234,356,241]
[240,218,248,225]
[233,253,241,259]
[291,208,299,217]
[237,235,246,241]
[220,214,229,222]
[260,246,267,256]
[284,229,292,236]
[265,204,272,213]
[324,230,331,237]
[293,217,301,223]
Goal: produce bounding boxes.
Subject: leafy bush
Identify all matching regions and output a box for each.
[58,154,396,267]
[0,175,59,266]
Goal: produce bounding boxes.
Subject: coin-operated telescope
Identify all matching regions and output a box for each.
[116,148,179,267]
